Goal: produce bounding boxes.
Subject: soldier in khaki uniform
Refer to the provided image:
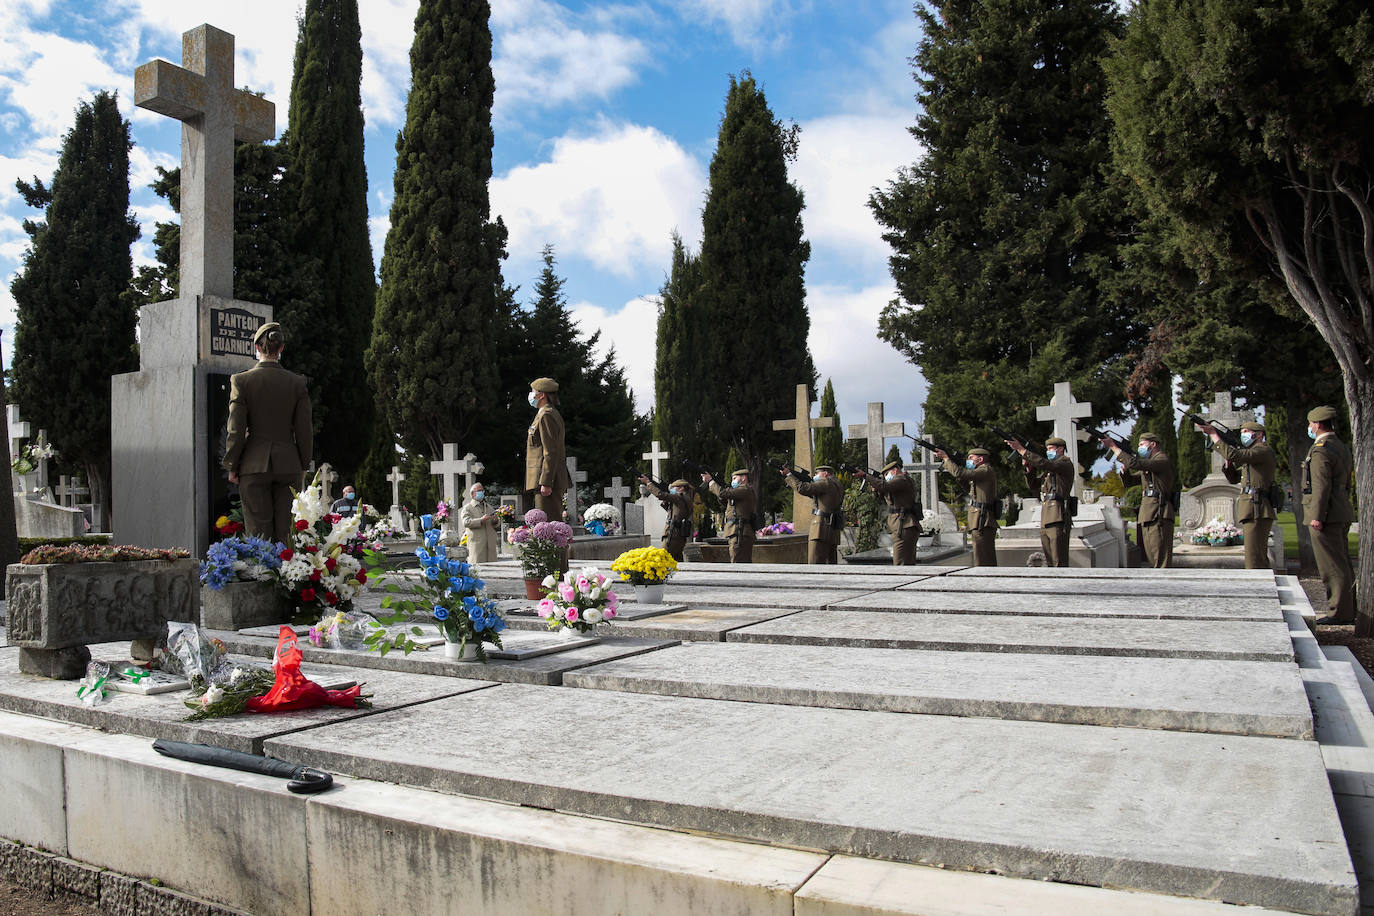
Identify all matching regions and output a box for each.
[1011,435,1075,567]
[641,475,694,562]
[702,469,755,563]
[1303,405,1355,624]
[223,322,313,543]
[1203,420,1277,569]
[1109,432,1177,569]
[939,447,998,567]
[855,460,923,565]
[783,464,846,564]
[524,377,570,521]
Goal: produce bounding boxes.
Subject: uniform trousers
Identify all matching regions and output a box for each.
[808,537,839,565]
[970,528,998,566]
[240,471,301,545]
[1312,522,1355,620]
[891,530,918,565]
[1041,523,1070,567]
[1140,519,1174,569]
[1241,518,1273,570]
[729,533,754,563]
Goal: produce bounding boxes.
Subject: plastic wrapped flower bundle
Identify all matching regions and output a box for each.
[611,546,679,586]
[582,502,623,536]
[537,567,618,634]
[1191,517,1244,546]
[276,470,371,616]
[200,535,283,590]
[508,508,575,580]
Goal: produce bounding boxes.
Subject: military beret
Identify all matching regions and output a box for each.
[670,479,690,489]
[1138,432,1162,443]
[1045,436,1067,448]
[1240,421,1266,433]
[1308,405,1338,423]
[815,465,835,473]
[530,377,559,393]
[881,459,903,473]
[968,448,991,458]
[731,468,749,477]
[252,321,282,346]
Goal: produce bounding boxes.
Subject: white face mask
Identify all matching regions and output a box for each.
[884,472,896,482]
[527,391,538,408]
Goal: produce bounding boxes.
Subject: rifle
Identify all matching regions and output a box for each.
[989,425,1040,452]
[768,456,812,483]
[1188,414,1242,449]
[838,461,880,492]
[1075,421,1129,453]
[912,438,964,466]
[681,459,721,485]
[627,466,666,492]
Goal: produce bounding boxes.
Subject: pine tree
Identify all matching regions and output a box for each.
[367,0,506,458]
[653,233,717,469]
[1175,403,1207,489]
[287,0,376,475]
[10,91,139,521]
[696,72,814,483]
[871,0,1140,487]
[812,379,843,470]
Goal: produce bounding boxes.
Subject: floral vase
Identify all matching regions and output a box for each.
[524,577,545,599]
[634,583,665,605]
[444,640,478,661]
[556,625,583,640]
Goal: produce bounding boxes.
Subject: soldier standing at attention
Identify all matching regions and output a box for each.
[855,460,923,565]
[1203,420,1277,570]
[1303,405,1355,625]
[223,322,313,544]
[1009,435,1075,567]
[524,377,569,522]
[938,447,998,567]
[702,469,756,563]
[1109,432,1177,569]
[640,475,694,562]
[783,464,846,564]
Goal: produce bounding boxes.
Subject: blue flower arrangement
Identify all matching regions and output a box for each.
[199,536,284,590]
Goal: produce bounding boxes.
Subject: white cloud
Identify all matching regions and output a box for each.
[491,121,704,276]
[0,30,127,140]
[678,0,797,50]
[358,0,420,130]
[569,294,661,412]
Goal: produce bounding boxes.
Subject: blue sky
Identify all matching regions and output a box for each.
[1,0,939,459]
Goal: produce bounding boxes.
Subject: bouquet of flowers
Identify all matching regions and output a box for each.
[364,514,507,659]
[507,508,574,580]
[1191,517,1243,546]
[537,567,619,633]
[274,471,371,616]
[9,436,56,476]
[213,507,244,538]
[200,535,283,590]
[756,521,794,537]
[582,502,622,536]
[435,500,452,523]
[361,515,402,542]
[921,510,950,535]
[309,609,376,650]
[494,504,517,523]
[611,546,678,586]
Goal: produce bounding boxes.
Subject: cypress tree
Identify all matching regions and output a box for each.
[10,91,139,522]
[367,0,506,458]
[1175,403,1207,489]
[812,379,843,470]
[653,233,717,469]
[287,0,377,475]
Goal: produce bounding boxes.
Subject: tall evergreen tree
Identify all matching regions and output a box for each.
[696,73,813,484]
[1175,403,1207,489]
[367,0,506,458]
[287,0,377,475]
[870,0,1140,488]
[10,91,139,521]
[812,379,844,470]
[653,233,716,468]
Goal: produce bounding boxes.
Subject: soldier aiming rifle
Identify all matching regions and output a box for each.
[768,456,812,483]
[1188,413,1242,449]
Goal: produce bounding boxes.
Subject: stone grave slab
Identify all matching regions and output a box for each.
[591,608,807,643]
[830,590,1282,622]
[649,586,872,610]
[726,610,1295,661]
[264,684,1356,915]
[563,642,1312,738]
[0,644,494,755]
[898,575,1274,599]
[948,566,1274,580]
[214,630,679,686]
[503,601,688,622]
[661,570,927,590]
[486,630,601,660]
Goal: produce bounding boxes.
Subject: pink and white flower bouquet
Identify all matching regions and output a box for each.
[536,566,619,634]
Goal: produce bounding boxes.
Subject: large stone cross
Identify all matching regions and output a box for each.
[641,440,669,483]
[430,443,465,506]
[847,402,905,471]
[603,476,631,520]
[772,383,837,524]
[1036,381,1093,496]
[565,456,588,525]
[386,465,405,509]
[135,24,275,299]
[8,404,29,463]
[1201,391,1249,474]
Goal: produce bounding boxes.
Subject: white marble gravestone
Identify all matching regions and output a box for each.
[113,24,276,557]
[1179,392,1252,537]
[565,456,587,525]
[847,402,904,472]
[1036,381,1093,498]
[603,476,631,521]
[386,465,406,528]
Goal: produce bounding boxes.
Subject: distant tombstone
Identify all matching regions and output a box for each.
[54,476,73,507]
[565,456,588,525]
[772,383,837,526]
[603,476,631,520]
[498,494,521,556]
[458,453,485,494]
[905,456,941,512]
[317,462,338,504]
[1035,381,1093,497]
[430,443,465,506]
[32,429,51,495]
[624,502,646,535]
[7,404,29,466]
[1198,391,1247,475]
[386,465,406,526]
[847,402,904,472]
[1179,391,1252,536]
[114,24,276,557]
[635,494,666,539]
[641,440,670,483]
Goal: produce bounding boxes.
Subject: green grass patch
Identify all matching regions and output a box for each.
[1275,511,1358,561]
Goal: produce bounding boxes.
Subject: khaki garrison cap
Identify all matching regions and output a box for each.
[670,479,690,489]
[252,321,281,346]
[815,465,836,473]
[1240,421,1266,433]
[881,459,903,473]
[530,377,559,393]
[731,468,749,477]
[1139,432,1162,443]
[1308,405,1338,423]
[968,448,991,458]
[1045,437,1067,448]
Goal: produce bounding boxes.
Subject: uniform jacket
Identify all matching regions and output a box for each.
[709,480,757,540]
[223,361,313,476]
[1303,434,1354,526]
[870,474,922,537]
[945,460,999,530]
[1021,451,1076,527]
[525,405,570,493]
[1117,449,1177,524]
[1216,441,1277,522]
[786,475,846,545]
[645,481,694,537]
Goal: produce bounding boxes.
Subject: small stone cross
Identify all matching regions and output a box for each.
[565,456,588,525]
[847,402,905,472]
[33,431,50,491]
[603,476,631,519]
[1200,391,1250,474]
[906,451,941,511]
[641,440,670,483]
[134,24,275,300]
[430,443,465,506]
[8,404,29,463]
[386,465,406,509]
[457,452,485,495]
[1036,381,1093,495]
[772,383,837,523]
[71,476,90,503]
[317,462,338,504]
[54,476,72,506]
